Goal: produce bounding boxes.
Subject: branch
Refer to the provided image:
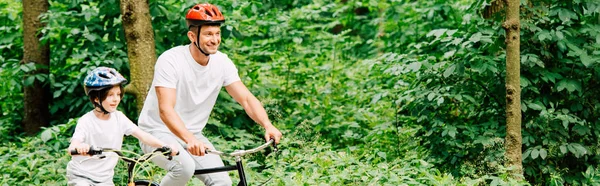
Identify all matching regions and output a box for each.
[124,83,138,97]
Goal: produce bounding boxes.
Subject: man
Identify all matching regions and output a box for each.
[138,3,283,186]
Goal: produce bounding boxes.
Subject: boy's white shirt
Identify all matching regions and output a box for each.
[138,45,241,134]
[67,110,138,184]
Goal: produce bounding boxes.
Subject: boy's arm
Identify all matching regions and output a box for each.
[131,128,178,155]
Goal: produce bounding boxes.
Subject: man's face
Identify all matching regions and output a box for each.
[189,25,221,54]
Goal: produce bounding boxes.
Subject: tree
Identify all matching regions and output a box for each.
[119,0,157,113]
[503,0,522,178]
[21,0,50,135]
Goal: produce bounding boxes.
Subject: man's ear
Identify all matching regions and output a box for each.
[187,31,195,43]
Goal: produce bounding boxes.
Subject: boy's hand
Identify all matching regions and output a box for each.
[168,144,179,156]
[69,143,90,156]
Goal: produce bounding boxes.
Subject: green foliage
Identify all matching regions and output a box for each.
[0,0,24,138]
[2,0,598,185]
[369,0,600,184]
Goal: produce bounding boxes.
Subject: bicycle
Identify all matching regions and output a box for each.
[70,139,278,186]
[70,146,175,186]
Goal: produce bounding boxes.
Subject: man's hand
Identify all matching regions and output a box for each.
[264,125,283,144]
[187,138,207,156]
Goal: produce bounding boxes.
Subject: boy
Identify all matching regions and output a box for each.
[67,67,177,186]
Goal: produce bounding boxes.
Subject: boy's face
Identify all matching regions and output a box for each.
[95,85,122,113]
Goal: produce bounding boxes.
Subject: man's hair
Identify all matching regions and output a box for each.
[87,85,124,105]
[187,22,222,32]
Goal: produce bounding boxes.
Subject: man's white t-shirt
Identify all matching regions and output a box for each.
[138,45,241,134]
[66,111,138,184]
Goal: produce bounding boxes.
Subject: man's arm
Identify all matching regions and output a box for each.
[225,81,283,143]
[156,86,206,156]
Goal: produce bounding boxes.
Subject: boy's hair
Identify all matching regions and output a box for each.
[87,85,124,105]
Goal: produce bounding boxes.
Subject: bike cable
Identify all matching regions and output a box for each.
[257,146,280,186]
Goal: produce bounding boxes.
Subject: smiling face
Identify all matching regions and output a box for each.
[188,25,221,54]
[94,85,122,113]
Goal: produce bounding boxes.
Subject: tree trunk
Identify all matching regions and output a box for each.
[483,0,504,19]
[503,0,523,179]
[21,0,50,135]
[120,0,156,114]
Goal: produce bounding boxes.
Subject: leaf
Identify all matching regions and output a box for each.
[538,31,551,41]
[572,143,588,156]
[523,149,531,159]
[427,92,435,101]
[408,62,421,72]
[371,93,382,104]
[377,152,387,159]
[555,30,564,40]
[580,52,592,67]
[443,64,455,78]
[469,32,482,43]
[566,42,584,54]
[443,50,456,59]
[114,58,123,69]
[568,143,587,158]
[84,33,98,42]
[427,29,447,38]
[558,9,574,23]
[560,145,567,155]
[40,129,53,142]
[573,124,590,135]
[531,149,539,159]
[446,29,458,36]
[528,101,544,111]
[24,76,35,86]
[539,149,547,159]
[448,128,456,138]
[70,28,80,35]
[53,90,62,98]
[556,79,582,93]
[437,97,444,105]
[293,37,303,44]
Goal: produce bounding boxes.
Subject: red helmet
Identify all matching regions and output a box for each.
[186,3,225,27]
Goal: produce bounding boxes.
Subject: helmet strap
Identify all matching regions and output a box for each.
[94,101,110,115]
[194,26,210,56]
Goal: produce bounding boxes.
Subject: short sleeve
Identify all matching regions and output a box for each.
[70,118,87,142]
[153,55,178,89]
[117,112,139,136]
[222,57,241,86]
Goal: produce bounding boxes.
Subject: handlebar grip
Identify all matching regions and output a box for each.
[155,146,178,160]
[69,147,102,155]
[70,149,79,155]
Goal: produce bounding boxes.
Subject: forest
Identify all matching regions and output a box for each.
[1,0,599,185]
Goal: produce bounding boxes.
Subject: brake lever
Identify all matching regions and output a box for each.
[270,138,278,152]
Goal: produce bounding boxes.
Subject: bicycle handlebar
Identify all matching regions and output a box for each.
[69,146,176,160]
[208,139,277,157]
[185,139,277,157]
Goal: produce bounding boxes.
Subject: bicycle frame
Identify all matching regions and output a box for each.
[191,139,277,186]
